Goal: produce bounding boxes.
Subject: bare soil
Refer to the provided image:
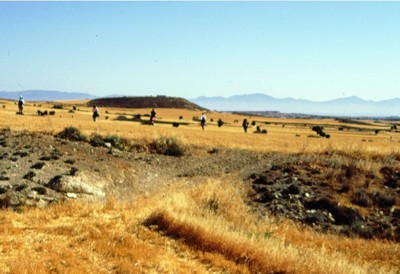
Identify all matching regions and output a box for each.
[0,128,399,242]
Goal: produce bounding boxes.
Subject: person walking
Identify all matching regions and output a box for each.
[150,108,156,125]
[200,112,206,130]
[92,105,100,121]
[17,96,24,115]
[242,119,249,133]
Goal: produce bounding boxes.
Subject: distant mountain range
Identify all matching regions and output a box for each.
[1,90,398,117]
[0,90,96,101]
[190,93,400,117]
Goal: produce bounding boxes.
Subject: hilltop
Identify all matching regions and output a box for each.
[88,96,206,110]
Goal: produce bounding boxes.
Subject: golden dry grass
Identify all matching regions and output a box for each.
[0,98,399,273]
[1,98,399,156]
[0,180,398,273]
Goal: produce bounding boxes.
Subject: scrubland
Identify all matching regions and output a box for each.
[0,99,399,273]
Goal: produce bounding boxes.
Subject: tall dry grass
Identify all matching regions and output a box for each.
[0,179,398,273]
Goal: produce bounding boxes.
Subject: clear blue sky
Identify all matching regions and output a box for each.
[0,2,399,101]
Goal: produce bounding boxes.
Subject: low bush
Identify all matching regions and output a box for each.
[351,189,372,207]
[90,134,105,147]
[149,136,186,156]
[103,135,131,151]
[56,127,87,142]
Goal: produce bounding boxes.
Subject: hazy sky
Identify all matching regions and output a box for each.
[0,2,399,101]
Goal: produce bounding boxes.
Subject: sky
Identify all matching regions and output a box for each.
[0,1,399,101]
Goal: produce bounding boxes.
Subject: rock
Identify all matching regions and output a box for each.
[104,142,112,149]
[46,172,105,198]
[66,193,77,199]
[304,197,362,226]
[304,210,329,225]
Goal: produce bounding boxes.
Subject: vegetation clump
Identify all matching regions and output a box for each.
[149,136,186,156]
[312,126,330,138]
[56,127,87,142]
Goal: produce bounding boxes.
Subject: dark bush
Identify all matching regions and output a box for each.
[53,104,63,109]
[115,115,130,121]
[217,119,224,127]
[312,125,330,138]
[56,127,87,142]
[90,134,105,147]
[14,184,28,191]
[69,167,79,176]
[31,162,45,169]
[172,122,180,127]
[149,136,186,157]
[65,159,76,165]
[251,121,256,126]
[351,189,372,207]
[32,186,47,195]
[374,192,396,207]
[23,171,36,180]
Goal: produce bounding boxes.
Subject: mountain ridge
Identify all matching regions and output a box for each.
[190,93,400,117]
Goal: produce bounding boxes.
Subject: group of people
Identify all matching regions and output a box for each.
[199,112,249,133]
[17,98,249,132]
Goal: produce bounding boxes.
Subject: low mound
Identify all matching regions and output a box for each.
[88,96,206,110]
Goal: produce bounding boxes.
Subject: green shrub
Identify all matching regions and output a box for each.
[90,134,105,147]
[217,119,224,127]
[103,135,130,151]
[150,136,186,156]
[56,127,87,142]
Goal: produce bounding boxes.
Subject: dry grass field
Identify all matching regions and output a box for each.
[0,98,399,273]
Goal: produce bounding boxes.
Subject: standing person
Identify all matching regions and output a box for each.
[242,119,249,133]
[200,112,206,130]
[150,108,156,125]
[92,105,100,121]
[17,96,24,115]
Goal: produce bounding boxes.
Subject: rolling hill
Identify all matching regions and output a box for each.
[88,96,205,110]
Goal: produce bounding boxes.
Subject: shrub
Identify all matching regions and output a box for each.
[90,134,105,147]
[312,125,330,138]
[351,189,372,207]
[172,122,180,127]
[53,104,63,109]
[192,116,200,122]
[217,119,224,127]
[179,116,183,120]
[149,136,186,156]
[115,115,130,121]
[56,127,87,142]
[374,192,396,207]
[251,121,256,126]
[103,135,130,151]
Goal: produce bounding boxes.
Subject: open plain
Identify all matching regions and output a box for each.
[0,99,399,273]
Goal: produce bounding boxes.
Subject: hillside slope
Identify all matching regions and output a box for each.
[88,96,206,110]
